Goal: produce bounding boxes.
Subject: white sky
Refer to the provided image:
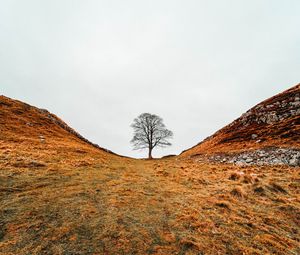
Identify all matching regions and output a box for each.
[1,0,299,158]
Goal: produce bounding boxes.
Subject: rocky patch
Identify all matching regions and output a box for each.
[206,147,300,167]
[181,84,300,160]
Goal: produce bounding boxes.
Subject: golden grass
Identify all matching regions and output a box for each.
[181,84,300,157]
[1,95,300,254]
[1,140,299,254]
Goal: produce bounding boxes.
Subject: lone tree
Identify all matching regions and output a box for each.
[130,113,173,159]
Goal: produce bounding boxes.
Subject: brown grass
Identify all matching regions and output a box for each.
[230,187,245,198]
[181,84,300,157]
[2,146,299,254]
[1,95,300,254]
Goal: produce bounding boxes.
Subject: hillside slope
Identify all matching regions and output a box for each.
[0,95,116,152]
[1,95,299,254]
[181,84,300,166]
[0,95,119,168]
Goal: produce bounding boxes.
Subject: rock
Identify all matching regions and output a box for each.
[207,148,300,167]
[251,134,258,139]
[39,135,45,143]
[266,113,279,124]
[235,161,244,166]
[245,158,253,163]
[272,158,282,165]
[291,101,300,107]
[289,156,300,166]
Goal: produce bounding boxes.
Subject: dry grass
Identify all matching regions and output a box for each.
[230,187,245,198]
[1,95,300,254]
[181,84,300,157]
[1,147,299,254]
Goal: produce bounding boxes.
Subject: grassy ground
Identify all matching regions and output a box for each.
[1,146,299,254]
[1,95,299,254]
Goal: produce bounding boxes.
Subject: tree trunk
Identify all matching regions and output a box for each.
[148,147,153,159]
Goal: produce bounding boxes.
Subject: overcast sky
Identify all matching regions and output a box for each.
[1,0,299,158]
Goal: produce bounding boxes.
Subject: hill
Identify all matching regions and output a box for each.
[181,84,300,166]
[0,95,120,168]
[1,93,299,254]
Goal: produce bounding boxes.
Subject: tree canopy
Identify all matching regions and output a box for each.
[130,113,173,159]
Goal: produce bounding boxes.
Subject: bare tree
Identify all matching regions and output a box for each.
[130,113,173,159]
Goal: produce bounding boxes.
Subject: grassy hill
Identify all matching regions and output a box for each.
[0,92,299,254]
